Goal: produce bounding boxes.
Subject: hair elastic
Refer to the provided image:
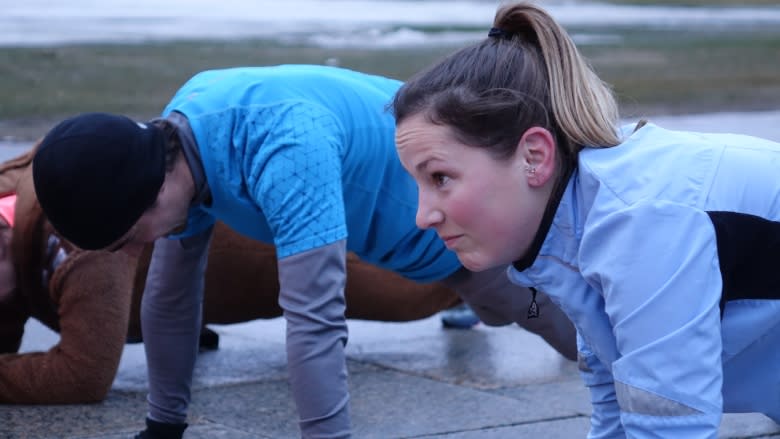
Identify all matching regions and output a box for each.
[488,27,514,40]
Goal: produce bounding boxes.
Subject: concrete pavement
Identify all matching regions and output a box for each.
[4,317,780,438]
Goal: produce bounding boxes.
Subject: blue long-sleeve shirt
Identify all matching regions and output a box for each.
[166,65,457,279]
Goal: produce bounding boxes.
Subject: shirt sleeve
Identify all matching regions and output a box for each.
[577,335,624,439]
[579,200,724,437]
[241,102,352,436]
[142,226,213,424]
[246,102,347,258]
[0,250,134,403]
[277,240,350,438]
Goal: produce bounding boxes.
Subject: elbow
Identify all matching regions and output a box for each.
[44,379,112,404]
[78,384,112,403]
[71,371,114,403]
[50,366,115,404]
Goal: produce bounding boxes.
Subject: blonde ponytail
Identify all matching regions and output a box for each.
[393,1,622,173]
[495,3,620,150]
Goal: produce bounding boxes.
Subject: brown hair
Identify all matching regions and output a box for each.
[393,2,620,174]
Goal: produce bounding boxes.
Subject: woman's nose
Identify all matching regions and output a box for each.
[416,193,443,229]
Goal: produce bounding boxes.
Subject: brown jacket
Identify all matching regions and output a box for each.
[0,147,459,404]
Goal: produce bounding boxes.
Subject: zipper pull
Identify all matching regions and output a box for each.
[527,287,539,319]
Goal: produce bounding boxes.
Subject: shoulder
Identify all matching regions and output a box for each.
[578,200,716,282]
[578,123,723,209]
[49,247,136,300]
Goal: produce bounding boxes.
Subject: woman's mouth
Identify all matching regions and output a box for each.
[441,234,461,249]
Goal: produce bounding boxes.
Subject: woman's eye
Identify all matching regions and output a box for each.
[431,172,449,187]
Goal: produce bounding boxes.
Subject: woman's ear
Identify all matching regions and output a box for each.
[516,127,557,187]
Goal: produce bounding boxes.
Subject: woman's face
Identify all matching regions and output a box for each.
[105,191,189,258]
[105,157,193,257]
[0,221,16,302]
[395,113,555,272]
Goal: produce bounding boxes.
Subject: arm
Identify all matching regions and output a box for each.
[141,226,212,424]
[247,102,352,437]
[577,335,623,439]
[580,201,724,437]
[278,240,350,438]
[0,250,134,403]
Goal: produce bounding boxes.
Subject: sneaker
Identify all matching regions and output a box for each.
[199,326,220,351]
[440,303,480,329]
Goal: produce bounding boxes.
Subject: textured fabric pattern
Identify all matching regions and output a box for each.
[197,102,346,258]
[165,65,459,281]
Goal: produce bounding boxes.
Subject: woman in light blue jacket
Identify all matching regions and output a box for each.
[394,2,780,438]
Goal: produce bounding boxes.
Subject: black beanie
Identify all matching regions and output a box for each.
[32,112,166,250]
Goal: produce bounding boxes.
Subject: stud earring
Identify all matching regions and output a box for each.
[525,165,536,175]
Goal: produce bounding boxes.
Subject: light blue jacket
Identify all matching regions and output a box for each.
[509,122,780,438]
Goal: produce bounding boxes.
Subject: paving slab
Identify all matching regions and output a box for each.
[0,392,145,439]
[345,319,575,389]
[84,423,260,439]
[8,317,780,438]
[181,362,586,439]
[422,417,591,439]
[489,378,592,419]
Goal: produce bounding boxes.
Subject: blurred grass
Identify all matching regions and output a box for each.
[581,28,780,119]
[0,42,458,139]
[2,24,780,139]
[0,42,454,120]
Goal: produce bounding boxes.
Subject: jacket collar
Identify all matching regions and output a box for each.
[512,163,576,272]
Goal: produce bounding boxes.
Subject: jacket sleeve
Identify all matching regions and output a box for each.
[141,227,212,424]
[577,335,624,439]
[0,250,134,403]
[277,240,350,439]
[579,200,724,437]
